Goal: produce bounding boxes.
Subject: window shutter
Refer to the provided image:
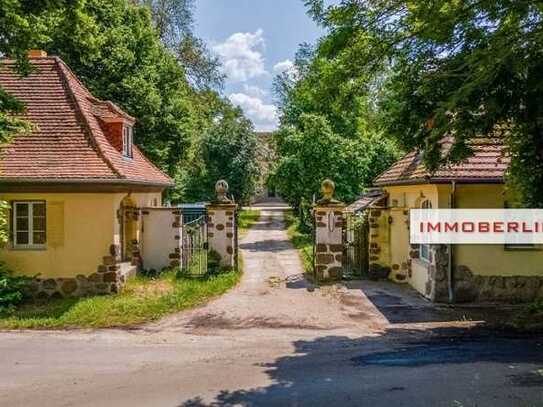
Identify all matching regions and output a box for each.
[48,202,64,248]
[6,202,13,244]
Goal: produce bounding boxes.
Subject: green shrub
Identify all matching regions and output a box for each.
[207,250,223,274]
[0,263,30,314]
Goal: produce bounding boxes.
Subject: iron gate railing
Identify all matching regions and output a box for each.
[178,203,207,224]
[180,215,208,277]
[343,212,369,278]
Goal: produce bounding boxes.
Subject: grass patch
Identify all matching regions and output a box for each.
[0,270,240,330]
[237,209,260,236]
[284,210,314,276]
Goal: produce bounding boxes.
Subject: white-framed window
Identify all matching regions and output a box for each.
[503,201,540,251]
[13,201,46,249]
[122,125,133,158]
[419,199,432,262]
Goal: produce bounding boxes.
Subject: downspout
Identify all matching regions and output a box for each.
[448,181,456,303]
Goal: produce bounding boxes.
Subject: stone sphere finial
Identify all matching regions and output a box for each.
[321,178,335,200]
[317,178,341,205]
[215,179,231,203]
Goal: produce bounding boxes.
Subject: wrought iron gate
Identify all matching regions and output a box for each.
[180,215,208,277]
[343,212,369,278]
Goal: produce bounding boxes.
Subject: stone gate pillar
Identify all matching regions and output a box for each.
[206,180,237,270]
[313,179,345,282]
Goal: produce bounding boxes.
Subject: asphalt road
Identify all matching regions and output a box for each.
[1,209,542,407]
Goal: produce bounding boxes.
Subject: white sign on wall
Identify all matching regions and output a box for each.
[410,209,543,244]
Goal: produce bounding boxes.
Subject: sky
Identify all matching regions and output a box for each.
[194,0,326,131]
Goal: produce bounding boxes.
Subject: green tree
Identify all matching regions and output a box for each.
[305,0,543,206]
[175,99,260,204]
[0,0,80,243]
[271,114,397,214]
[137,0,224,90]
[1,0,260,205]
[0,0,77,149]
[272,6,399,213]
[42,0,201,175]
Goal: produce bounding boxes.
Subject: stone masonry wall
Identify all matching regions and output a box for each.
[454,265,543,303]
[314,205,344,282]
[389,209,411,283]
[315,243,343,281]
[169,209,182,268]
[423,244,543,303]
[207,204,236,269]
[367,209,391,280]
[27,244,126,299]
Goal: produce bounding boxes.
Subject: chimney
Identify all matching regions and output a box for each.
[27,50,47,58]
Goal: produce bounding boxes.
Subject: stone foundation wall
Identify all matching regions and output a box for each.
[454,265,543,303]
[27,244,127,299]
[423,244,543,303]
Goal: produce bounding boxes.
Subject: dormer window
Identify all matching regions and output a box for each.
[122,125,133,158]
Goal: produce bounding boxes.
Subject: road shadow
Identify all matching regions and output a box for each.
[239,239,293,253]
[177,326,543,407]
[342,279,517,326]
[242,220,286,232]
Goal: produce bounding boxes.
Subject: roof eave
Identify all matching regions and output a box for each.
[374,177,504,187]
[0,177,174,188]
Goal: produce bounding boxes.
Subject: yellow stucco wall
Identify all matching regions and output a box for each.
[452,184,543,277]
[379,183,543,297]
[141,209,180,272]
[385,185,440,291]
[111,192,162,255]
[0,191,161,279]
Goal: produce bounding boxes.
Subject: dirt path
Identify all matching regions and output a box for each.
[152,209,387,334]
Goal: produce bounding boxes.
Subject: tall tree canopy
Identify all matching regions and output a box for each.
[0,0,78,147]
[0,0,259,204]
[272,114,396,214]
[0,0,81,243]
[272,9,399,213]
[137,0,224,90]
[305,0,543,207]
[174,99,260,204]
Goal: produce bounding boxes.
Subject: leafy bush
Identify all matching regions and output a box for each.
[512,299,543,332]
[284,211,314,276]
[0,263,30,314]
[207,250,224,274]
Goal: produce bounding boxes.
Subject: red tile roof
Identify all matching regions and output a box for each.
[345,189,386,213]
[374,138,509,186]
[0,56,174,187]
